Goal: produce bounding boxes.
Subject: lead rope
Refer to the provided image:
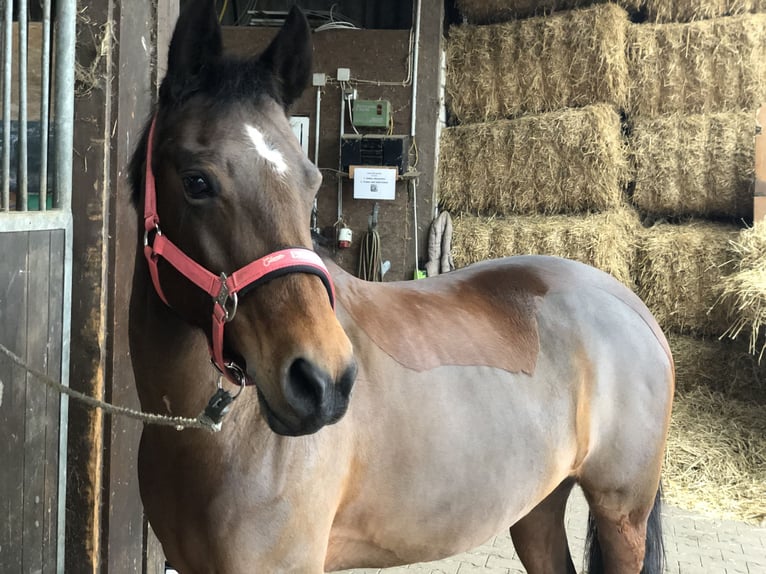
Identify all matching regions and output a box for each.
[0,342,218,432]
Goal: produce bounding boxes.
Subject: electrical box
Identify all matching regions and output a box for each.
[341,134,408,174]
[352,100,391,128]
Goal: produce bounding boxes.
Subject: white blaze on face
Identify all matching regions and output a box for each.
[245,123,288,175]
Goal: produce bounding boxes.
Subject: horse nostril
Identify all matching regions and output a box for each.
[285,358,329,417]
[338,360,357,400]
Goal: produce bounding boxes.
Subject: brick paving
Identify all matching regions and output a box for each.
[339,487,766,574]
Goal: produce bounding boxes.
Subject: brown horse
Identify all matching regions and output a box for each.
[128,2,674,572]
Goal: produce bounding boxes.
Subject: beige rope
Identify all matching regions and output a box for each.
[0,342,216,432]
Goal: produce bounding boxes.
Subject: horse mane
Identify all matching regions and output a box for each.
[127,55,283,208]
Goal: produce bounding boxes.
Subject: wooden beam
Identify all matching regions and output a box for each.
[755,105,766,222]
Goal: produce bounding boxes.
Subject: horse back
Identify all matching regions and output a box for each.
[333,255,673,377]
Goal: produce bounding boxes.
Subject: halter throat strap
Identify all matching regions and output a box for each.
[142,116,335,386]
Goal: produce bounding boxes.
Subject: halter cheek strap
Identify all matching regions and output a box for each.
[142,116,335,386]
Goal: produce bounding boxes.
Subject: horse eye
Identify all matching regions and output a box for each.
[182,175,213,198]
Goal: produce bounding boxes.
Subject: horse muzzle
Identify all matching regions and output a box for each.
[257,357,357,436]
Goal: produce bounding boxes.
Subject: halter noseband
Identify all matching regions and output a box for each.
[142,116,335,386]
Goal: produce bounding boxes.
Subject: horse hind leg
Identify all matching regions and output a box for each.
[509,478,577,574]
[582,483,664,574]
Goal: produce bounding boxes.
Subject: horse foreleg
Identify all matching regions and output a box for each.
[509,478,577,574]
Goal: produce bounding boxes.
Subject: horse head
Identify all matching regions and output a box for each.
[129,0,356,436]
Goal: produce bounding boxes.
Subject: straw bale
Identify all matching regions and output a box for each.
[627,14,766,116]
[439,105,629,215]
[720,223,766,356]
[634,221,740,335]
[630,112,755,219]
[668,333,766,403]
[644,0,766,23]
[729,221,766,269]
[451,209,640,286]
[721,267,766,358]
[455,0,643,23]
[665,385,766,524]
[447,4,630,122]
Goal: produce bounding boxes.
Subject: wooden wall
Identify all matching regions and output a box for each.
[223,24,438,281]
[0,229,64,573]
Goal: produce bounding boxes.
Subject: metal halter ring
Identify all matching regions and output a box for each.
[143,223,162,248]
[224,362,247,397]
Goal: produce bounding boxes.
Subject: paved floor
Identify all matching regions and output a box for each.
[339,487,766,574]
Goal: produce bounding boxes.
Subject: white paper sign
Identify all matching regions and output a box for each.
[352,167,397,200]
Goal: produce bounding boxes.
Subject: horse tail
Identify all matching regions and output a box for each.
[585,485,665,574]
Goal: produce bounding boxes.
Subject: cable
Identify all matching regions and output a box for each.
[358,228,382,281]
[218,0,229,22]
[358,204,382,281]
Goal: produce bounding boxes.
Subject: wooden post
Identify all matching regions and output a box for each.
[67,0,172,571]
[755,105,766,222]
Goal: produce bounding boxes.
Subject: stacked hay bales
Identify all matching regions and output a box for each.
[452,209,639,286]
[626,14,766,116]
[439,105,629,215]
[446,4,630,122]
[442,4,636,288]
[444,1,766,523]
[630,113,754,219]
[455,0,643,23]
[633,222,740,334]
[644,0,766,23]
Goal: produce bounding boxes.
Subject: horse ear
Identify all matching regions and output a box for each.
[259,6,312,108]
[161,0,222,103]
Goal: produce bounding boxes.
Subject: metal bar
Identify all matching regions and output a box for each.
[18,0,28,211]
[2,0,12,211]
[39,0,53,211]
[0,210,72,232]
[54,0,77,568]
[54,0,76,213]
[57,215,73,574]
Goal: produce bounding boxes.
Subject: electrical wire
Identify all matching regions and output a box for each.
[218,0,229,22]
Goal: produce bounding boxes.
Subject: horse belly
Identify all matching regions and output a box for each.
[327,366,578,570]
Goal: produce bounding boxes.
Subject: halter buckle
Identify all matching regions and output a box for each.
[214,273,238,322]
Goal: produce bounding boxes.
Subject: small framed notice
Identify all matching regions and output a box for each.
[352,167,397,201]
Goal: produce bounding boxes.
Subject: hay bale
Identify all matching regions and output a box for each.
[447,4,630,122]
[665,385,766,524]
[438,105,629,215]
[644,0,766,23]
[729,221,766,269]
[451,209,639,286]
[634,221,740,335]
[627,14,766,116]
[668,333,766,403]
[455,0,642,23]
[720,223,766,356]
[630,112,755,219]
[721,267,766,358]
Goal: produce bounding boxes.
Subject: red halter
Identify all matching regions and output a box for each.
[142,117,335,386]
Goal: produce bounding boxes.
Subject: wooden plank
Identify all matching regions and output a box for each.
[22,231,51,574]
[755,105,766,222]
[144,520,166,574]
[42,229,64,574]
[155,0,180,94]
[67,0,113,568]
[104,1,156,571]
[0,232,29,573]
